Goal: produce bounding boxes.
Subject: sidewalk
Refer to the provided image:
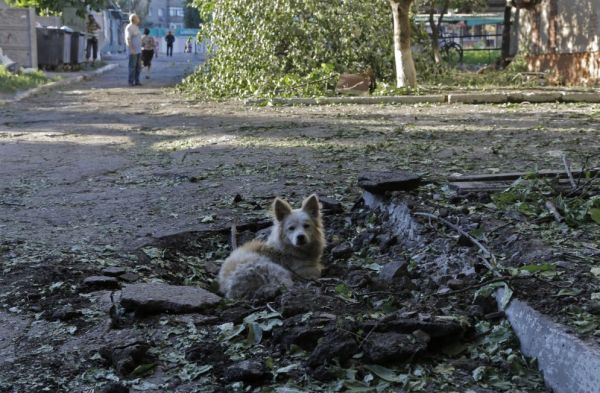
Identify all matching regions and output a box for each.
[0,52,204,106]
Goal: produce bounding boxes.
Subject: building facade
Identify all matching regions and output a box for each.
[519,0,600,85]
[145,0,185,30]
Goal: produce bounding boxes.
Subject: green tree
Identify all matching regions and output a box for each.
[116,0,150,20]
[182,0,393,98]
[6,0,108,16]
[184,0,202,28]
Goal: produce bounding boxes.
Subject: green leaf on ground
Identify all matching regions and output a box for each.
[555,288,582,297]
[363,364,408,383]
[590,208,600,224]
[131,363,156,377]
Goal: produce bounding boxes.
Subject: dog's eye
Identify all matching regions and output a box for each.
[303,224,310,229]
[288,226,295,231]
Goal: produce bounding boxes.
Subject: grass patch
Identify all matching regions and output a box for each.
[373,55,535,95]
[60,60,108,72]
[462,49,500,65]
[0,65,51,93]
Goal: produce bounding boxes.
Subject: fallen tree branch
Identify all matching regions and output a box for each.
[545,200,563,223]
[414,212,501,277]
[436,275,522,296]
[562,155,577,190]
[230,221,238,250]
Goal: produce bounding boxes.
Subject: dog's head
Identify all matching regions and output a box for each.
[272,194,322,248]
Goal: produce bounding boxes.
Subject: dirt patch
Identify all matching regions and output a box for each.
[0,192,551,392]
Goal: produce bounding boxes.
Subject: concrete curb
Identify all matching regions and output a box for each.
[245,90,600,106]
[496,288,600,393]
[0,63,119,106]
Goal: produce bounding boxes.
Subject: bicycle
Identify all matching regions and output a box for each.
[439,35,463,66]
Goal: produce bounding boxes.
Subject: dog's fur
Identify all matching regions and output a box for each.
[218,194,325,299]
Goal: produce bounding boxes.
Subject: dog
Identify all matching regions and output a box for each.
[218,194,325,299]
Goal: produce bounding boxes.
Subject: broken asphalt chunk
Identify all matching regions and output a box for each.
[362,315,466,339]
[378,260,409,283]
[307,330,359,367]
[223,359,268,383]
[120,283,221,315]
[358,171,421,194]
[362,332,428,363]
[83,275,121,290]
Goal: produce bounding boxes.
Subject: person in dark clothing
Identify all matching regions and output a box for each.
[165,31,175,56]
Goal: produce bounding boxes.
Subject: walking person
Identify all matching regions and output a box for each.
[125,13,142,86]
[165,31,175,57]
[141,28,156,79]
[85,14,101,64]
[185,36,193,54]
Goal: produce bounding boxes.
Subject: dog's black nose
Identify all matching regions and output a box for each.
[296,234,307,245]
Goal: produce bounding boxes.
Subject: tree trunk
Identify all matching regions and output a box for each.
[499,4,512,68]
[428,0,448,64]
[390,0,417,88]
[429,2,442,63]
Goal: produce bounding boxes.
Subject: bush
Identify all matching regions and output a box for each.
[179,0,394,98]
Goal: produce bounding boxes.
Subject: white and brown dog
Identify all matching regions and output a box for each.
[218,194,325,299]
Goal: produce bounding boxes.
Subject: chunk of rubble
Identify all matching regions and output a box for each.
[307,330,359,367]
[118,271,140,283]
[362,314,466,338]
[101,266,127,277]
[83,275,120,290]
[358,171,422,194]
[331,243,353,260]
[318,196,344,214]
[362,332,428,363]
[120,283,221,314]
[378,260,408,283]
[100,341,151,376]
[223,359,268,383]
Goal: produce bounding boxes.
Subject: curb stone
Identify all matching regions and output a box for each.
[0,63,119,106]
[447,92,508,104]
[245,95,447,106]
[496,288,600,393]
[245,91,600,106]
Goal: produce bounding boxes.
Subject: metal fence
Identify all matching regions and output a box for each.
[445,33,503,51]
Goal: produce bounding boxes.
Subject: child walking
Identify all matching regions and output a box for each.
[141,28,156,79]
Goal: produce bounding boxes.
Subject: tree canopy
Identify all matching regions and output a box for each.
[181,0,394,98]
[6,0,108,16]
[184,0,202,29]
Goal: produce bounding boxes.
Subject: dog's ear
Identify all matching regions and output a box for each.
[273,197,293,222]
[302,194,320,218]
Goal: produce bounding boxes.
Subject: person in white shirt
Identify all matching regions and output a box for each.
[125,13,142,86]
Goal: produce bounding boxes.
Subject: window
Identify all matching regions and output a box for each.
[169,7,184,17]
[157,8,163,17]
[148,8,152,16]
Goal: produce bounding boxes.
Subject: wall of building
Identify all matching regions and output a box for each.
[520,0,600,84]
[146,0,185,30]
[0,4,37,68]
[36,15,61,27]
